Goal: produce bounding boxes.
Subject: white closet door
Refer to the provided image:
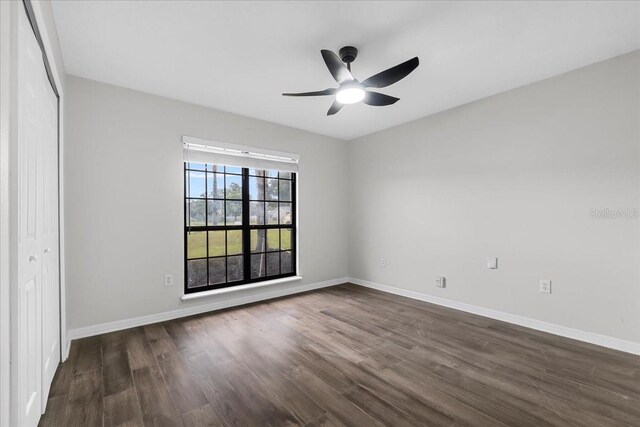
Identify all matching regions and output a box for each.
[16,5,59,425]
[16,5,44,426]
[40,42,60,410]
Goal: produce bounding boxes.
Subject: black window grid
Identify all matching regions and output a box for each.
[184,164,296,293]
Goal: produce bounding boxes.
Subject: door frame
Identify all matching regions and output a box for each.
[1,2,13,425]
[0,0,66,424]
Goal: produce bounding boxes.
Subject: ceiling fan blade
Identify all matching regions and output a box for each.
[361,57,419,88]
[327,100,343,116]
[321,50,354,84]
[363,91,399,106]
[282,88,336,97]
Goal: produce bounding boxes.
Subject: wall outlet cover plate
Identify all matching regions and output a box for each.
[540,280,551,294]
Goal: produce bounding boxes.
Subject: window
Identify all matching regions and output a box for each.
[184,162,296,293]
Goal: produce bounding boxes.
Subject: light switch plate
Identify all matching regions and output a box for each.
[487,257,498,269]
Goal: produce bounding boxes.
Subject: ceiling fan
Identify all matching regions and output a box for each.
[283,46,419,116]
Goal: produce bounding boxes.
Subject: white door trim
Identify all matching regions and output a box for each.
[0,2,14,426]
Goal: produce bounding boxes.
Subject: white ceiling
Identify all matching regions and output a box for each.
[51,1,640,140]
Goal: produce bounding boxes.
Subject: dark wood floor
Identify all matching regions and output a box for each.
[39,283,640,426]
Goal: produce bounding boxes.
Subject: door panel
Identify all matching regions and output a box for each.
[17,5,42,426]
[15,4,59,425]
[40,54,59,405]
[19,276,40,423]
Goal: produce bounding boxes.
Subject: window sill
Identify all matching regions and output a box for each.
[181,276,303,301]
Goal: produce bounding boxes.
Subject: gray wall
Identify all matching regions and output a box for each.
[348,51,640,343]
[64,76,349,330]
[65,52,640,345]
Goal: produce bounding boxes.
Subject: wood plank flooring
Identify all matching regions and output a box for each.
[39,283,640,426]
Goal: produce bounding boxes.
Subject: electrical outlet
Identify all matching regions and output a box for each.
[380,258,387,267]
[435,275,446,288]
[164,274,174,287]
[539,280,551,294]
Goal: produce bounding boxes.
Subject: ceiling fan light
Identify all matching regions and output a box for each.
[336,86,365,104]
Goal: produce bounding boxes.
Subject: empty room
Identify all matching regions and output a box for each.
[1,1,640,426]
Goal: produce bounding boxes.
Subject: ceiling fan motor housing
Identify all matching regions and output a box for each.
[339,46,358,64]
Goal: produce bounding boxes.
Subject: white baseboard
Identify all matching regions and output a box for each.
[64,277,348,357]
[348,277,640,356]
[64,338,71,361]
[64,276,640,358]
